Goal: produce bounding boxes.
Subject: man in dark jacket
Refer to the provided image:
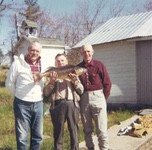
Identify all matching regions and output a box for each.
[44,53,84,150]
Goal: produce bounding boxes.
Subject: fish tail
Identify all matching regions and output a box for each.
[33,73,42,83]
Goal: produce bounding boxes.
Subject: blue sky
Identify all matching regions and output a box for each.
[0,0,147,53]
[0,0,77,53]
[38,0,77,14]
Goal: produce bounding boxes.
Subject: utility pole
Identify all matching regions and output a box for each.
[15,14,20,41]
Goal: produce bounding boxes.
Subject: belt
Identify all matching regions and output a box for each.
[54,99,73,106]
[85,89,103,93]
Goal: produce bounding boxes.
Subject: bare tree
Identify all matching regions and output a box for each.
[35,0,107,47]
[0,48,4,64]
[38,11,63,38]
[108,0,125,18]
[144,0,152,11]
[0,0,5,13]
[37,0,129,48]
[20,0,42,21]
[1,0,148,63]
[75,0,105,35]
[0,0,14,16]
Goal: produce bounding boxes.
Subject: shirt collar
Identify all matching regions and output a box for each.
[25,55,41,65]
[83,59,95,67]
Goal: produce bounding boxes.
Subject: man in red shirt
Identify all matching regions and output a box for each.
[78,43,112,150]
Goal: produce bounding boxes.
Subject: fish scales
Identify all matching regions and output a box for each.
[33,65,87,83]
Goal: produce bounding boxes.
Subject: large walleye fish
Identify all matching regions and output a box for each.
[33,65,87,83]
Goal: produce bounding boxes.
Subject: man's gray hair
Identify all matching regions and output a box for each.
[81,43,93,52]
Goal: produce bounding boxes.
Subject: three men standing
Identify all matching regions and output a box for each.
[5,41,111,150]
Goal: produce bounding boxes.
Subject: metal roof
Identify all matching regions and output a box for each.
[22,20,38,28]
[73,11,152,48]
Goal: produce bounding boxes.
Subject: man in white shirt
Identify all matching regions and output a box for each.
[5,41,44,150]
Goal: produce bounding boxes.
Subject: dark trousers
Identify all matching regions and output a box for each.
[50,99,79,150]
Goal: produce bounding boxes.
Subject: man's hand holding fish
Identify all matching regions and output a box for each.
[33,64,87,83]
[48,71,58,85]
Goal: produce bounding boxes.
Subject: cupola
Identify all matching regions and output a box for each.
[21,20,38,37]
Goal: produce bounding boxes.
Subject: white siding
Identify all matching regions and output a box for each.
[41,47,64,71]
[93,41,137,104]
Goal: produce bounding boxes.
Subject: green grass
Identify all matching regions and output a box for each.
[0,88,15,149]
[108,110,134,127]
[0,91,135,149]
[0,67,135,150]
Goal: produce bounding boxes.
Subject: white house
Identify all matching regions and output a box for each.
[73,11,152,106]
[14,20,66,71]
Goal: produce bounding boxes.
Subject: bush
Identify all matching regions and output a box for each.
[0,67,8,87]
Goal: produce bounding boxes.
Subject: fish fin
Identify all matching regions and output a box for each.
[43,66,55,73]
[58,65,76,71]
[61,64,76,68]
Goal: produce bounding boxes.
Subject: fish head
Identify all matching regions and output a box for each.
[74,67,87,76]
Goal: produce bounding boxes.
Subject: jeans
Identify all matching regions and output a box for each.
[14,97,43,150]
